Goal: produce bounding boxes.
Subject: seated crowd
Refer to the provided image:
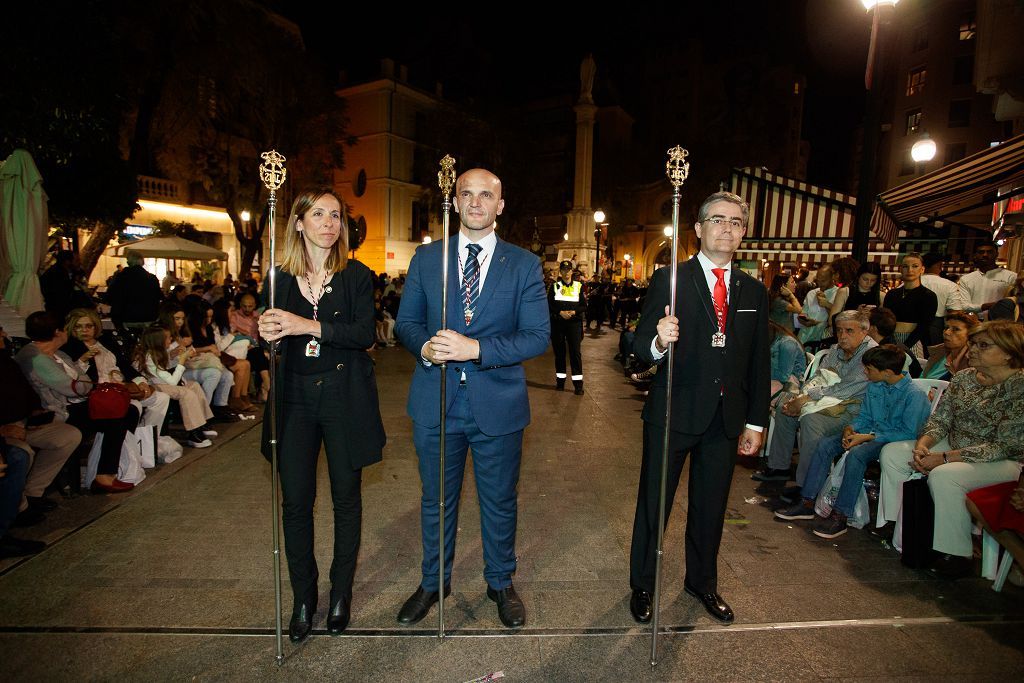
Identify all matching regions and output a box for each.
[0,261,278,560]
[752,245,1024,583]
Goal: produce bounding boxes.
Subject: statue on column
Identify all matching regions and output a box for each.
[579,54,596,104]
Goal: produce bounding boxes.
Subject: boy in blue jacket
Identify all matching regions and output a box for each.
[775,345,931,538]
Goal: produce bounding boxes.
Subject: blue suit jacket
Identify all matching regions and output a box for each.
[396,234,550,436]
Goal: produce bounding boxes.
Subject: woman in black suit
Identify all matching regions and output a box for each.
[258,188,386,641]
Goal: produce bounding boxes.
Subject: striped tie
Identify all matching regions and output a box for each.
[463,243,482,325]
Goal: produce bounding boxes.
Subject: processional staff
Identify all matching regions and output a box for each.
[258,149,287,665]
[436,154,457,640]
[651,145,690,667]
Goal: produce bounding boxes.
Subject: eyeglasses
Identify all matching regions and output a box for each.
[968,339,996,350]
[702,217,744,229]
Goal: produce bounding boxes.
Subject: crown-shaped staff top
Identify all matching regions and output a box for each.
[438,155,457,199]
[259,150,288,192]
[665,146,690,188]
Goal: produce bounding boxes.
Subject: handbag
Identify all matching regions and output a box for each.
[900,476,935,569]
[88,383,131,420]
[186,351,224,371]
[219,352,237,368]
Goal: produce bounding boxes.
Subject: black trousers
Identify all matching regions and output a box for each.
[551,319,583,379]
[630,402,737,594]
[67,402,140,477]
[279,369,363,609]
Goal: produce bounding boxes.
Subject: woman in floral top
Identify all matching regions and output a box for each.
[879,320,1024,579]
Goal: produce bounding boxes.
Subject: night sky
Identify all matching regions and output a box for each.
[278,1,875,191]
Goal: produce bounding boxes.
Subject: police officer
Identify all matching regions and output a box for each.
[549,260,586,395]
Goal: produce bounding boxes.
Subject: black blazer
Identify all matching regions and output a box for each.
[633,257,770,438]
[260,260,386,468]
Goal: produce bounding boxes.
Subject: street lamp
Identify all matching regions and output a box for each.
[240,209,251,222]
[911,133,937,162]
[663,225,673,237]
[852,0,899,264]
[422,235,432,244]
[593,210,606,278]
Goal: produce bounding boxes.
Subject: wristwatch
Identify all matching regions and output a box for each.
[942,452,949,464]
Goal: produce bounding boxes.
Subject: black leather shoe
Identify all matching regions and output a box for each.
[326,594,351,635]
[684,582,734,624]
[487,584,526,628]
[288,602,315,642]
[629,589,652,624]
[926,553,972,580]
[397,585,449,625]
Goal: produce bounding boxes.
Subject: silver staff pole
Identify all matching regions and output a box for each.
[436,154,457,640]
[651,145,690,667]
[259,150,287,664]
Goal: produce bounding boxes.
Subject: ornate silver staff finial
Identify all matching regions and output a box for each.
[438,154,456,199]
[666,146,690,188]
[259,150,288,192]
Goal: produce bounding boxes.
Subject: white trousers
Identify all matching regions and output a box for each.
[879,439,1022,556]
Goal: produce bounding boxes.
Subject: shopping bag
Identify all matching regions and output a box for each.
[137,425,157,469]
[85,433,147,487]
[157,435,183,464]
[813,450,871,529]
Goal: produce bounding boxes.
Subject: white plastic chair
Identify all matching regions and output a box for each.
[911,378,949,412]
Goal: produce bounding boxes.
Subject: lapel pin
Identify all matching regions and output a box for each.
[325,286,332,293]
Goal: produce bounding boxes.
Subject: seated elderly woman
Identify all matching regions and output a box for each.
[63,308,170,433]
[921,312,979,381]
[158,303,235,420]
[15,311,141,493]
[878,320,1024,579]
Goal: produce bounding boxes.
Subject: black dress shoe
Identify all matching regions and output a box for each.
[397,585,449,625]
[684,582,734,624]
[629,589,652,624]
[326,594,351,635]
[926,553,973,580]
[289,602,315,642]
[869,521,895,541]
[487,584,526,628]
[26,496,58,512]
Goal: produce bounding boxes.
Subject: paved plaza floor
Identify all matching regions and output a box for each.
[1,330,1023,681]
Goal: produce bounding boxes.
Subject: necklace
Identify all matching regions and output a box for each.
[302,270,330,358]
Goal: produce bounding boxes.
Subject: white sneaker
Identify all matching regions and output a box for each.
[202,429,218,438]
[186,437,212,448]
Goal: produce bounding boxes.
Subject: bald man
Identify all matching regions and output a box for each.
[395,168,550,629]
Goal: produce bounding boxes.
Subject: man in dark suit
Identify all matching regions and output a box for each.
[628,191,770,625]
[395,168,550,629]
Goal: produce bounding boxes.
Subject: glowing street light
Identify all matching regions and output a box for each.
[663,225,673,236]
[861,0,899,9]
[911,134,937,162]
[594,210,606,223]
[422,235,432,244]
[240,210,251,222]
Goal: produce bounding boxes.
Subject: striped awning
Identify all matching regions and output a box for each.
[731,167,869,241]
[734,240,900,267]
[871,133,1024,246]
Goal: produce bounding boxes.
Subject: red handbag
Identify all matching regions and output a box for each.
[88,383,131,420]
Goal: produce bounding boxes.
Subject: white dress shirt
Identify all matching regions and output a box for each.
[921,273,965,316]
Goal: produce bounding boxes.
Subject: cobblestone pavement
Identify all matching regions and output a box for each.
[2,330,1022,681]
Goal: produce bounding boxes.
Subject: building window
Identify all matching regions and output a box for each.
[905,108,923,135]
[948,99,972,128]
[906,67,926,96]
[911,26,928,52]
[945,142,967,164]
[959,11,976,40]
[952,55,973,86]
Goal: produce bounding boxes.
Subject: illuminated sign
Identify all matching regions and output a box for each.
[124,225,154,237]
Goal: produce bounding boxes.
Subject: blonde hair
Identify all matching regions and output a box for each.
[65,308,102,339]
[280,188,349,276]
[970,320,1024,369]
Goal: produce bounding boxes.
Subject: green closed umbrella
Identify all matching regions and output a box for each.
[0,149,49,315]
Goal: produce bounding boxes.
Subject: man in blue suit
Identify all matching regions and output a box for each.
[395,168,549,629]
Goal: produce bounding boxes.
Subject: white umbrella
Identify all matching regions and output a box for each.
[106,234,228,260]
[0,149,48,316]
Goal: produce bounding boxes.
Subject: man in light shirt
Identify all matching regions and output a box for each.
[920,252,965,344]
[957,243,1017,317]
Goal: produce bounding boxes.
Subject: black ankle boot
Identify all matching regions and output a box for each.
[289,601,316,642]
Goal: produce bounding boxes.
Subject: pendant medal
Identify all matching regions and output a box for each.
[305,339,321,357]
[711,332,726,348]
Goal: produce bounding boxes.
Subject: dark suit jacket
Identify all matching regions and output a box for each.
[395,234,550,436]
[633,257,770,438]
[260,260,386,468]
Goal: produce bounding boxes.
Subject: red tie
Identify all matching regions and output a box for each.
[712,267,728,330]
